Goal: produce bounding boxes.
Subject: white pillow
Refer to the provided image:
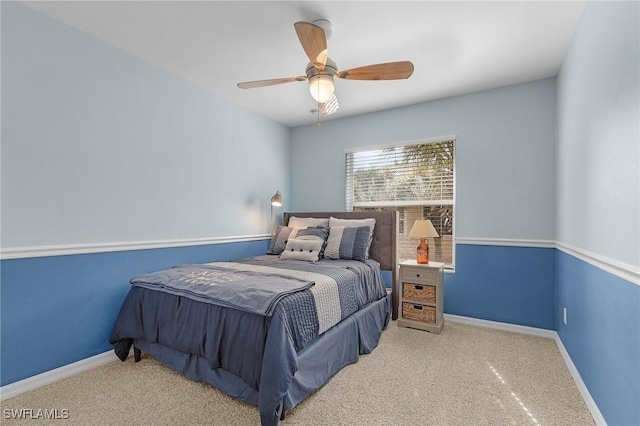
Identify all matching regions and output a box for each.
[279,237,324,262]
[329,217,376,257]
[288,216,330,228]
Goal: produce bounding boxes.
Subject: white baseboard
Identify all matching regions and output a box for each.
[444,314,557,338]
[554,335,608,426]
[444,314,607,426]
[0,351,118,401]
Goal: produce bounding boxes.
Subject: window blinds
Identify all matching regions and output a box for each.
[345,139,455,211]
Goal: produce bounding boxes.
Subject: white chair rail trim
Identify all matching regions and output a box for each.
[458,237,639,286]
[0,234,271,260]
[556,241,640,287]
[456,237,555,248]
[3,236,637,286]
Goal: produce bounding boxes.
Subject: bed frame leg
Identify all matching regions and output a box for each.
[134,347,141,362]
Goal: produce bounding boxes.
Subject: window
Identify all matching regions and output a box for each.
[345,137,455,268]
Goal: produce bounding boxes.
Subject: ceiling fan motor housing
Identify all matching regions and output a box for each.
[306,58,338,79]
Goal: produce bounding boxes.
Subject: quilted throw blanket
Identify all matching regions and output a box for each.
[233,257,386,351]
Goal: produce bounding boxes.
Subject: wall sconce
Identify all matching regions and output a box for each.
[270,190,282,234]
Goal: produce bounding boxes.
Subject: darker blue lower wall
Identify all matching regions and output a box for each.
[3,241,637,426]
[0,240,269,386]
[556,250,640,426]
[445,244,556,329]
[1,242,554,387]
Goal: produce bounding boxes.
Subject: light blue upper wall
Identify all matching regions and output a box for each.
[557,0,639,267]
[555,2,639,424]
[1,2,291,249]
[291,79,557,241]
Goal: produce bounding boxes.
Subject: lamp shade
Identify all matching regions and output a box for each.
[270,190,282,207]
[309,75,335,103]
[409,220,439,238]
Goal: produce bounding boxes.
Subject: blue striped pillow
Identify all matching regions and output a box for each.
[267,226,295,255]
[324,226,370,261]
[329,217,376,258]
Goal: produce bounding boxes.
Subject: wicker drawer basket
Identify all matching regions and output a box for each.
[402,303,436,324]
[402,283,436,303]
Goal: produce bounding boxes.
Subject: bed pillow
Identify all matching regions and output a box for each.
[296,226,329,257]
[279,237,324,262]
[267,226,302,255]
[324,226,371,261]
[329,217,376,257]
[287,216,330,228]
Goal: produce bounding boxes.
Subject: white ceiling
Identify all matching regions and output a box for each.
[24,1,586,127]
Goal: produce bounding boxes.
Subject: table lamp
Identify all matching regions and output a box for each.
[409,219,439,264]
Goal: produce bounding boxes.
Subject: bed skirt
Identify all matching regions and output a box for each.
[133,293,391,425]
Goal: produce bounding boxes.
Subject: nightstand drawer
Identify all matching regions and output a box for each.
[402,303,436,324]
[402,283,436,303]
[401,266,438,284]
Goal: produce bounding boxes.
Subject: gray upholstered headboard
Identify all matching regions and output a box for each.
[283,211,399,319]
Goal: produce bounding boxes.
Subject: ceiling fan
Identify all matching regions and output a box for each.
[237,19,414,118]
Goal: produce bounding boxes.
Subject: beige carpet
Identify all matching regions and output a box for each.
[1,321,594,425]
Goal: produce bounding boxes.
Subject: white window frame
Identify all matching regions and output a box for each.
[345,135,456,270]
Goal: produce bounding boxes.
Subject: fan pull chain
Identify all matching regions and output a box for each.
[316,104,321,128]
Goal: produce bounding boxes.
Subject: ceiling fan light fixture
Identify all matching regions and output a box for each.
[309,75,335,103]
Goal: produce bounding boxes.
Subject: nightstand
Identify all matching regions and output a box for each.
[397,260,445,334]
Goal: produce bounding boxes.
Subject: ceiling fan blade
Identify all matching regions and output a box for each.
[337,61,414,80]
[237,76,306,89]
[294,21,328,70]
[320,94,339,116]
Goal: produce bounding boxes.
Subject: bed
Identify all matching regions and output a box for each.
[109,211,397,426]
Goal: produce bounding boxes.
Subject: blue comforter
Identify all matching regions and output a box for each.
[109,256,388,425]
